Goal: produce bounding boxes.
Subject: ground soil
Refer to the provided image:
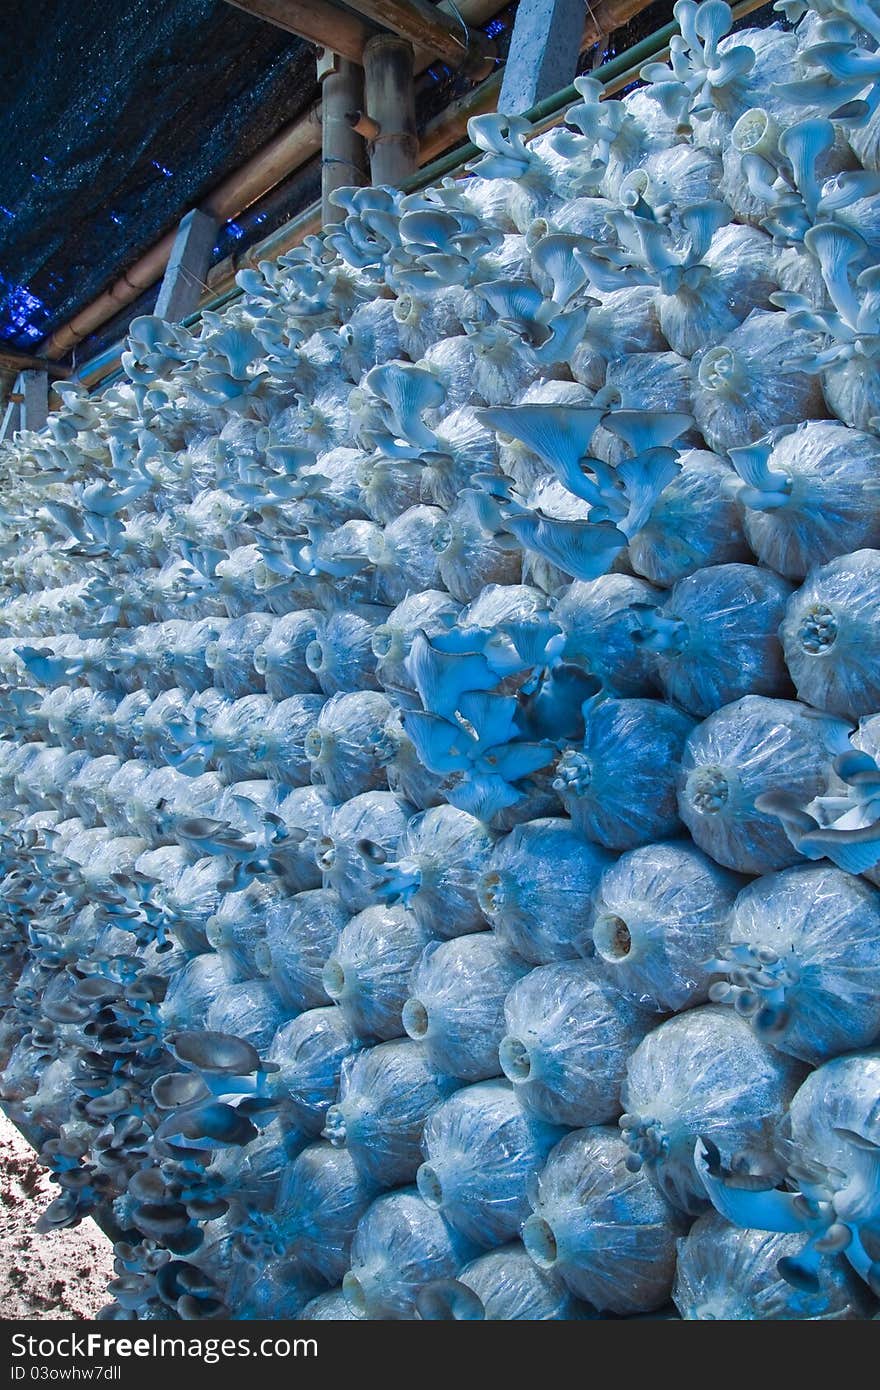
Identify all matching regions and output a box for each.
[0,1111,114,1320]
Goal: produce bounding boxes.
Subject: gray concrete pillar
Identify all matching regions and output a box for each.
[155,208,219,322]
[19,369,49,432]
[499,0,585,114]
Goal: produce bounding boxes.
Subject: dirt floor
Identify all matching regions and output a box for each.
[0,1111,114,1320]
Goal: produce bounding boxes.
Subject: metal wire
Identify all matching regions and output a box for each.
[445,1,472,50]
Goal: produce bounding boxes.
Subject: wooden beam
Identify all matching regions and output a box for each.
[344,0,495,72]
[220,0,378,64]
[582,0,660,44]
[0,347,68,378]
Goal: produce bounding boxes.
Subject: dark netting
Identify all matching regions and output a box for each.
[0,0,317,352]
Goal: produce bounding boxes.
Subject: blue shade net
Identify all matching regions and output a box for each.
[0,0,316,352]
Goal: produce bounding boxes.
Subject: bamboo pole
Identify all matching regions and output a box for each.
[362,34,419,186]
[319,53,369,224]
[0,347,68,378]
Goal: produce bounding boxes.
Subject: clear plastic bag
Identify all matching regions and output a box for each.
[628,449,751,587]
[323,903,432,1041]
[377,804,495,938]
[644,563,793,717]
[271,784,336,894]
[253,611,323,699]
[306,604,390,696]
[555,697,695,850]
[268,1007,362,1135]
[370,590,462,694]
[403,933,530,1082]
[107,690,152,759]
[592,841,745,1012]
[345,1188,476,1320]
[780,549,880,720]
[714,863,880,1064]
[317,791,414,913]
[301,1289,363,1320]
[160,953,228,1032]
[305,690,396,802]
[691,310,825,455]
[323,1038,459,1189]
[418,1241,593,1320]
[478,817,613,963]
[677,695,849,874]
[553,573,661,697]
[673,1210,873,1320]
[522,1126,682,1316]
[732,421,880,581]
[209,1117,306,1215]
[500,961,652,1127]
[206,613,275,698]
[205,979,290,1054]
[258,888,348,1013]
[162,617,229,695]
[259,694,325,786]
[620,1004,804,1214]
[225,1257,320,1321]
[368,505,447,605]
[205,878,287,984]
[156,854,229,954]
[96,759,155,835]
[784,1052,880,1205]
[273,1140,378,1284]
[63,755,123,827]
[417,1080,564,1247]
[434,495,522,604]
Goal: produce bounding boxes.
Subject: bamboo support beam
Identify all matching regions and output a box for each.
[581,0,668,44]
[0,347,68,378]
[343,0,496,74]
[221,0,377,63]
[223,0,496,71]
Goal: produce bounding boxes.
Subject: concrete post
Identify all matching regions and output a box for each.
[19,369,49,432]
[0,394,19,443]
[362,34,418,187]
[318,51,369,224]
[155,208,219,322]
[498,0,585,113]
[0,369,49,439]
